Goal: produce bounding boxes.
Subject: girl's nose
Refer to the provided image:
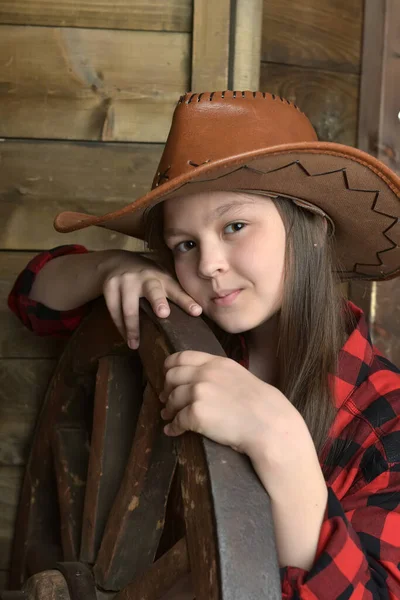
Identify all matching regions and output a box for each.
[197,245,229,279]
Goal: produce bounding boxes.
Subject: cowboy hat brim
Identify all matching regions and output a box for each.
[54,141,400,281]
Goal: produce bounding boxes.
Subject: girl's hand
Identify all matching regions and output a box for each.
[101,252,202,349]
[160,351,303,464]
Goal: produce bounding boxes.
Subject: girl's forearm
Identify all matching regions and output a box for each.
[250,431,328,571]
[29,249,125,311]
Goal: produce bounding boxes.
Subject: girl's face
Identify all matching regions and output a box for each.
[163,191,286,334]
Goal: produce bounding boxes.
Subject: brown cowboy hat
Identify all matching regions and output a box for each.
[54,90,400,281]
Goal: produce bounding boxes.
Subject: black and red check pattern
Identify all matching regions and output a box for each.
[8,245,400,598]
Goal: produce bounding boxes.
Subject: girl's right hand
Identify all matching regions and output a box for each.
[101,251,202,349]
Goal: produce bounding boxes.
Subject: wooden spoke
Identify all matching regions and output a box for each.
[94,382,177,590]
[80,355,143,564]
[7,298,281,599]
[114,537,190,600]
[52,427,89,560]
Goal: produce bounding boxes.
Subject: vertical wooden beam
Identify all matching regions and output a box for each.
[191,0,263,92]
[232,0,263,90]
[350,0,400,364]
[191,0,231,91]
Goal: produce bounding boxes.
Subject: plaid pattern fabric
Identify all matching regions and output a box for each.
[8,245,400,598]
[8,245,91,337]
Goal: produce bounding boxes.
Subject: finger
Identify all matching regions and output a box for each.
[142,278,171,318]
[164,280,202,316]
[120,280,140,349]
[163,365,198,399]
[103,278,126,341]
[164,350,215,373]
[161,383,193,420]
[164,405,202,437]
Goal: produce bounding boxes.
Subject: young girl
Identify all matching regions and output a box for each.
[8,90,400,599]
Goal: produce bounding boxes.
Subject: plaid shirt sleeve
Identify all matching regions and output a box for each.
[280,469,400,599]
[7,244,91,338]
[237,304,400,599]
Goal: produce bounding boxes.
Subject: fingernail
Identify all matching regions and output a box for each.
[128,339,138,350]
[158,305,169,317]
[190,304,202,315]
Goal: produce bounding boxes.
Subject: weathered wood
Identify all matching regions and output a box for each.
[233,0,263,90]
[22,570,70,600]
[350,0,400,362]
[191,0,231,91]
[261,0,363,73]
[0,139,157,250]
[1,252,65,359]
[0,26,189,141]
[260,62,359,146]
[114,537,190,600]
[357,0,386,158]
[0,467,23,571]
[0,0,192,32]
[0,571,10,590]
[80,355,143,564]
[0,360,56,466]
[55,563,96,600]
[93,383,177,590]
[52,429,89,561]
[138,299,282,599]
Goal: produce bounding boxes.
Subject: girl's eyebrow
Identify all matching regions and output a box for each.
[164,199,257,238]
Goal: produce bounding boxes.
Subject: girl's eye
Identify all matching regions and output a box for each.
[224,222,246,234]
[175,240,196,254]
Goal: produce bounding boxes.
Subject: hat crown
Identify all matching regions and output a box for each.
[152,90,318,189]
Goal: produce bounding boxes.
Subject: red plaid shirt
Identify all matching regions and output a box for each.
[8,245,400,598]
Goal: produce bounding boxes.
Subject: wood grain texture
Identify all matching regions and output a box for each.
[260,62,359,146]
[377,0,400,174]
[0,359,56,466]
[191,0,231,91]
[0,0,192,32]
[0,26,190,141]
[0,467,23,570]
[0,139,159,250]
[232,0,263,90]
[80,355,143,564]
[261,0,363,73]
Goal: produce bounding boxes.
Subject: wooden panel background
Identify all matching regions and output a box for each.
[350,0,400,364]
[0,0,366,587]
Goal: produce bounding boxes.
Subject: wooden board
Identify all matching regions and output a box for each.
[260,62,359,146]
[0,467,24,570]
[351,0,400,365]
[0,139,160,250]
[0,0,192,32]
[0,359,56,466]
[0,26,190,141]
[261,0,363,73]
[191,0,231,91]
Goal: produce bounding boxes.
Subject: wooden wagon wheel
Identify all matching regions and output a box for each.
[4,298,281,600]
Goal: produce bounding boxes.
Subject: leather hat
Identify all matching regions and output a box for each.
[54,90,400,281]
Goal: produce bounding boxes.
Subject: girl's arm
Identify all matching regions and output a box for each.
[251,434,328,571]
[29,248,128,310]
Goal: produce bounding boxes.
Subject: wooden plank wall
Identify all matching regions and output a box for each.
[0,0,193,586]
[260,0,363,147]
[350,0,400,364]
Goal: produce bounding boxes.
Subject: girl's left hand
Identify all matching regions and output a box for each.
[160,350,305,462]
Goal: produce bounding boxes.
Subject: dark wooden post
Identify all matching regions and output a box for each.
[349,0,400,364]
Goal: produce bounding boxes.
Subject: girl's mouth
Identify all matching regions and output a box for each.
[212,289,242,306]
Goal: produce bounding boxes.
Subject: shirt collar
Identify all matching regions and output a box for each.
[234,300,373,410]
[331,300,374,409]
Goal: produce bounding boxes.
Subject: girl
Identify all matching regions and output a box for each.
[9,90,400,599]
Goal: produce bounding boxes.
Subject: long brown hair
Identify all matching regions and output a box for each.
[143,194,353,460]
